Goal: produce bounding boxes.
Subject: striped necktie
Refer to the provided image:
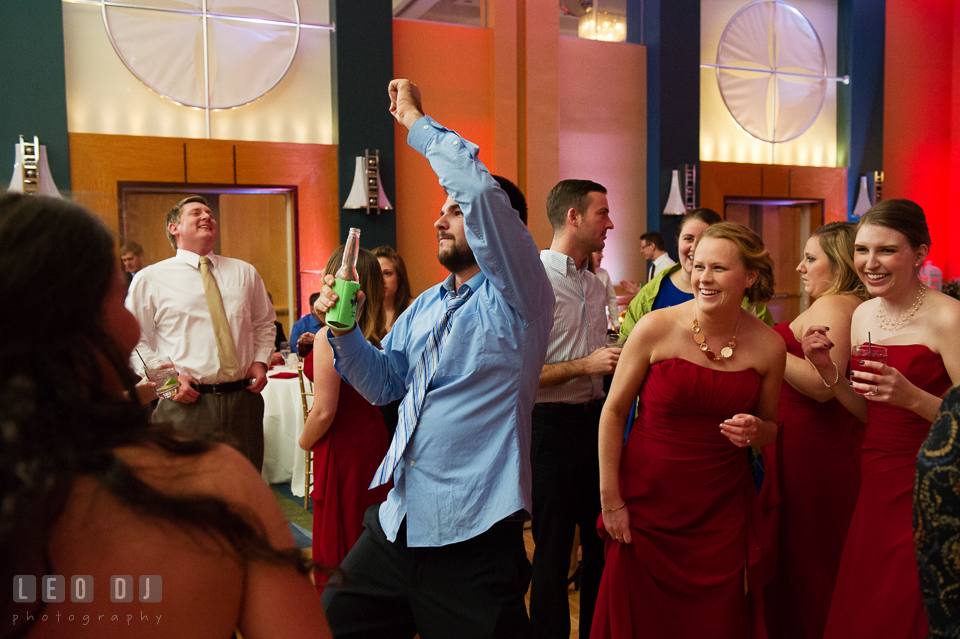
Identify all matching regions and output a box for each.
[370,284,474,488]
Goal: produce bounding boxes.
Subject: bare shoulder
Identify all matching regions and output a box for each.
[116,443,285,537]
[808,293,862,316]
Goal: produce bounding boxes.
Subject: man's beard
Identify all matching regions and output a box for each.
[437,237,477,273]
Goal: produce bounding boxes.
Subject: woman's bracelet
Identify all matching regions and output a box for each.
[809,359,840,388]
[601,502,626,513]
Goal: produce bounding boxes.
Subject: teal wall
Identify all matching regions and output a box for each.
[0,0,71,192]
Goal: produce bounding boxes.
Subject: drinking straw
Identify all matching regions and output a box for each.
[868,332,872,357]
[135,349,148,370]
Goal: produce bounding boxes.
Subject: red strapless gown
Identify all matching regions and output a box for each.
[591,358,768,639]
[303,352,391,586]
[822,344,951,639]
[762,324,864,639]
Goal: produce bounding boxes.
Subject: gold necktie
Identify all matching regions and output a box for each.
[199,256,240,378]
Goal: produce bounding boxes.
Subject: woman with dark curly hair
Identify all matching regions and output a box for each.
[594,222,786,637]
[0,193,329,638]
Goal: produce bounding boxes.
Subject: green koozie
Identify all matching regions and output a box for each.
[327,279,361,330]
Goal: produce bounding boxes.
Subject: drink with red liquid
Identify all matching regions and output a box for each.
[850,344,887,394]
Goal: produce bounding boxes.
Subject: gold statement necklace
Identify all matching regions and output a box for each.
[692,306,740,360]
[876,280,925,331]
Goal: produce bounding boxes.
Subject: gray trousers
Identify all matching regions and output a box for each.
[153,391,265,472]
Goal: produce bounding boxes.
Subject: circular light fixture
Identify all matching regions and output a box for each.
[715,0,827,144]
[101,0,302,109]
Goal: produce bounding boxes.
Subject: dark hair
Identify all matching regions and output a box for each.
[811,222,869,301]
[0,194,305,630]
[695,222,776,303]
[640,231,666,251]
[546,179,607,232]
[492,175,528,225]
[372,246,414,316]
[165,195,209,250]
[678,208,722,237]
[857,198,931,249]
[119,241,143,256]
[317,247,386,347]
[308,292,321,308]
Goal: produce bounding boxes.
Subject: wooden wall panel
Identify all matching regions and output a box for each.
[185,140,236,184]
[761,166,790,198]
[235,141,339,318]
[701,161,846,225]
[69,133,185,228]
[700,162,762,213]
[789,166,847,224]
[220,193,289,324]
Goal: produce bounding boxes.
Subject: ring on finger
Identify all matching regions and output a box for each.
[746,437,751,444]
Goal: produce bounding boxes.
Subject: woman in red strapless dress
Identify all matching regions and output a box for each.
[594,223,786,638]
[762,223,867,639]
[300,246,391,588]
[803,200,960,638]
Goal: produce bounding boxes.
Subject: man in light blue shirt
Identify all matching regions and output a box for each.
[315,79,554,638]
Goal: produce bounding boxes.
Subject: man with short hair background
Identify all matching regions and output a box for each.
[125,195,276,470]
[289,291,323,356]
[119,241,146,287]
[620,230,676,295]
[531,179,618,639]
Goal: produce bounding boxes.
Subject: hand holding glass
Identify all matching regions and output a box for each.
[850,345,887,394]
[145,357,179,400]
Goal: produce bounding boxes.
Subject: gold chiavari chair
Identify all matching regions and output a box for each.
[297,362,314,510]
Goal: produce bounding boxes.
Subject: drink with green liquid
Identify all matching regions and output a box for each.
[326,228,362,330]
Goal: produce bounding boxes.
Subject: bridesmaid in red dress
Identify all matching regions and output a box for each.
[804,199,960,638]
[595,222,786,638]
[299,246,391,587]
[762,222,868,639]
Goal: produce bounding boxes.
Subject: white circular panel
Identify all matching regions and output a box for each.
[715,0,826,144]
[102,0,301,109]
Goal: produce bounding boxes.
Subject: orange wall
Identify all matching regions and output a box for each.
[558,36,647,285]
[393,19,496,295]
[883,0,959,280]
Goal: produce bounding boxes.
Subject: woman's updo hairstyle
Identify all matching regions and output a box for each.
[856,198,931,250]
[695,221,776,303]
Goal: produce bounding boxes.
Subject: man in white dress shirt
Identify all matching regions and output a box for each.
[126,196,276,470]
[531,179,620,639]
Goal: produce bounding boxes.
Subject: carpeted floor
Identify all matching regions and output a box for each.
[271,483,313,549]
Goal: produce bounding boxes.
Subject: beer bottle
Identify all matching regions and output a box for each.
[326,228,362,330]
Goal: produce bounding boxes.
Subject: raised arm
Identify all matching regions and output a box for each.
[390,79,551,325]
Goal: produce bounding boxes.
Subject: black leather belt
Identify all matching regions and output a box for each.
[191,379,251,395]
[535,398,605,412]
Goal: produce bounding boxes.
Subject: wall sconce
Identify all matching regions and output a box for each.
[343,150,392,215]
[7,135,61,197]
[852,174,872,218]
[663,169,687,216]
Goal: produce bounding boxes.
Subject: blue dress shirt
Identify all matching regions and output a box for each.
[328,115,554,547]
[289,313,322,354]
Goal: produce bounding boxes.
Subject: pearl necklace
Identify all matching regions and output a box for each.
[876,281,925,331]
[692,307,740,360]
